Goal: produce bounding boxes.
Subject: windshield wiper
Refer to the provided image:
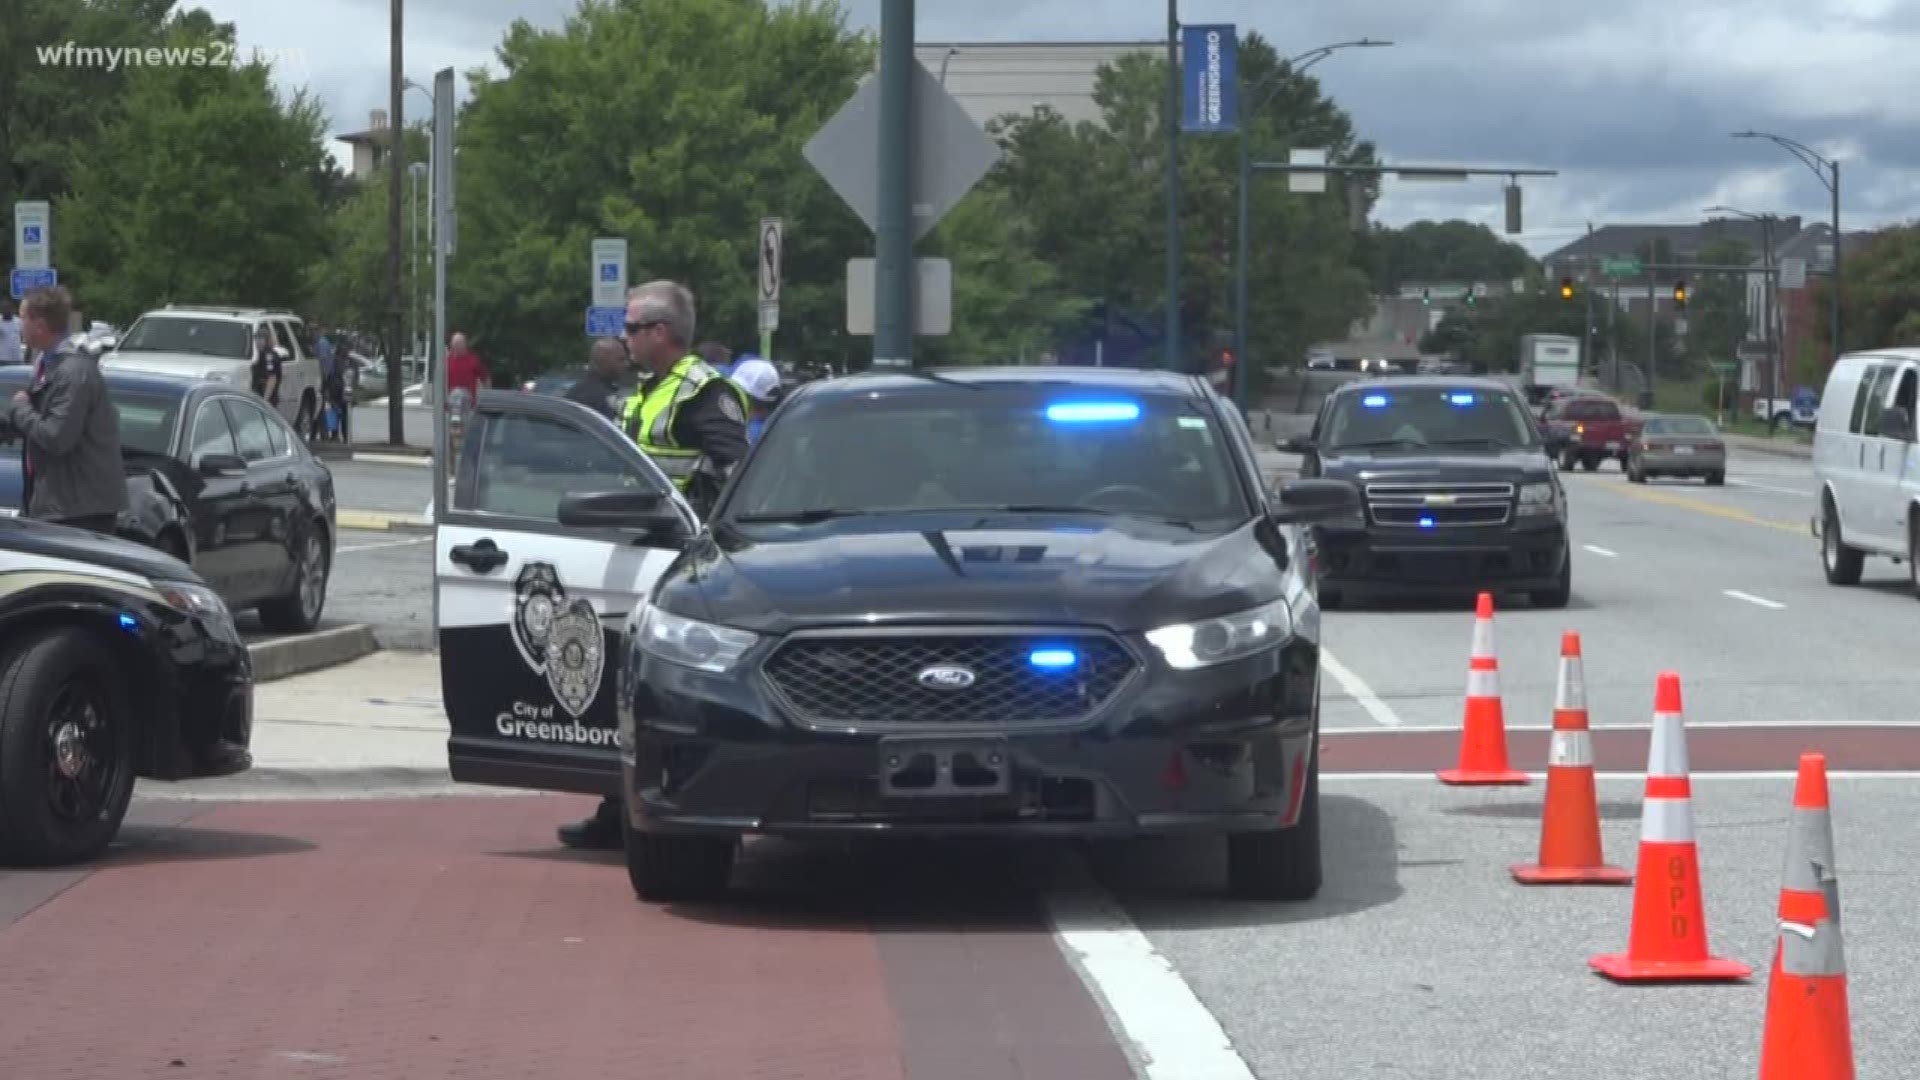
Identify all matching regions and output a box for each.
[730,508,877,524]
[960,504,1198,529]
[1330,438,1428,451]
[1432,437,1520,450]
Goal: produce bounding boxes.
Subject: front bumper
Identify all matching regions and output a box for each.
[622,638,1320,839]
[1315,515,1568,593]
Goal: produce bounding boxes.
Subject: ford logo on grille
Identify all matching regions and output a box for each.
[916,665,977,690]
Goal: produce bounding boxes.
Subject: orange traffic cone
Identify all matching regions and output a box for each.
[1758,752,1854,1080]
[1589,672,1751,982]
[1437,592,1528,785]
[1511,632,1631,885]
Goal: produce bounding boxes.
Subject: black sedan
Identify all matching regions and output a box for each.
[0,368,338,632]
[0,515,252,864]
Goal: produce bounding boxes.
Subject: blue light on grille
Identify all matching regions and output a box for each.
[118,613,139,631]
[1447,392,1476,405]
[1362,394,1388,408]
[1418,516,1436,529]
[1029,648,1078,669]
[1046,401,1139,424]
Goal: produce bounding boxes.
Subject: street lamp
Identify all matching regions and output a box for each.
[1233,38,1392,408]
[1732,130,1842,363]
[1706,204,1784,414]
[409,162,427,359]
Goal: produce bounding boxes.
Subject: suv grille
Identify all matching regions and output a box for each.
[1364,481,1515,528]
[762,632,1137,729]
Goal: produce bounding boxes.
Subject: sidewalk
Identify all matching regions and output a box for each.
[1723,431,1812,459]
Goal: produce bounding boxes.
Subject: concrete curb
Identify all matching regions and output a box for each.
[1724,433,1813,460]
[353,452,435,468]
[247,624,380,682]
[147,768,540,801]
[337,508,433,533]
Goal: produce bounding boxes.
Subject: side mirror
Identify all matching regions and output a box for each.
[1271,478,1360,525]
[198,453,247,478]
[557,487,689,541]
[1882,405,1914,442]
[1277,435,1315,454]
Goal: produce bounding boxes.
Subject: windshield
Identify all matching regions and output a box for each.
[725,387,1251,525]
[117,316,251,360]
[1646,417,1715,436]
[109,391,182,455]
[1321,387,1538,451]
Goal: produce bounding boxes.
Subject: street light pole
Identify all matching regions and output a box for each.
[1732,130,1842,364]
[385,0,403,445]
[1232,39,1389,407]
[1165,0,1181,371]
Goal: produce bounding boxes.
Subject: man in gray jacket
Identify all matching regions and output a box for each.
[5,286,127,533]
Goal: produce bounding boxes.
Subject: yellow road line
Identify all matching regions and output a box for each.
[1602,483,1804,535]
[337,509,431,532]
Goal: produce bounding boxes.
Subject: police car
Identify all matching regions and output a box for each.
[0,516,253,865]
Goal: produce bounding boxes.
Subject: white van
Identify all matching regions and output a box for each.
[1811,348,1920,588]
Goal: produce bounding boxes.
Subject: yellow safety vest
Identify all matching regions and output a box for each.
[620,355,751,489]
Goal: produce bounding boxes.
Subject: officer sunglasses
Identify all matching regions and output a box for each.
[625,319,663,335]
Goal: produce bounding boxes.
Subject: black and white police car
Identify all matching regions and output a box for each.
[0,516,253,864]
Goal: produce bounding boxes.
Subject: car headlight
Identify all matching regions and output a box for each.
[1144,598,1293,670]
[1517,481,1561,517]
[156,580,239,641]
[635,606,758,673]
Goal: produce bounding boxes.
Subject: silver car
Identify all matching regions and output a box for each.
[1626,414,1727,485]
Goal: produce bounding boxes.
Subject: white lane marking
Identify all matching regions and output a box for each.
[1325,770,1920,782]
[1582,543,1619,558]
[1729,478,1811,496]
[1045,864,1257,1080]
[1724,589,1787,610]
[1320,649,1403,727]
[337,536,431,554]
[1325,719,1920,733]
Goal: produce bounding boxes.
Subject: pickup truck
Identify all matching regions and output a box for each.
[1539,394,1641,472]
[1752,395,1818,428]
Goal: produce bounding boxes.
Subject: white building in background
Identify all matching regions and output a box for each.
[914,42,1157,128]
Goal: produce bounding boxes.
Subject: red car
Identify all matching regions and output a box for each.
[1540,394,1642,472]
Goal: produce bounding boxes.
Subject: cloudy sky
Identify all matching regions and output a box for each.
[194,0,1919,255]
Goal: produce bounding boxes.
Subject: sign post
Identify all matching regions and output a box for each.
[12,201,53,300]
[1179,25,1239,134]
[588,237,628,337]
[757,217,783,359]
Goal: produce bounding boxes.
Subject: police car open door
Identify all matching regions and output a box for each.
[436,391,696,795]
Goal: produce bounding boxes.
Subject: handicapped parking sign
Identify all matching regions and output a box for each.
[599,262,619,283]
[21,226,41,245]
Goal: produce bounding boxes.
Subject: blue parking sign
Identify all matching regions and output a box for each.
[585,305,625,337]
[22,226,41,245]
[599,262,619,283]
[9,267,56,300]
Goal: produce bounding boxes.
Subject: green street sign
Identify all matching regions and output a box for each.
[1602,258,1643,277]
[1710,361,1737,374]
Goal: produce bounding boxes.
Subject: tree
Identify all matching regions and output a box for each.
[441,0,874,385]
[917,185,1087,365]
[1809,223,1920,356]
[55,9,331,324]
[1682,238,1752,376]
[1362,219,1535,294]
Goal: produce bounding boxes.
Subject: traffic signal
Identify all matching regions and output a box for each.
[1465,289,1478,307]
[1559,278,1574,301]
[1673,280,1688,309]
[1421,288,1432,305]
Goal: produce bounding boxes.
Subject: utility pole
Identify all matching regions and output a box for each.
[1762,214,1778,415]
[1831,160,1843,361]
[1582,222,1595,379]
[872,0,914,367]
[385,0,404,445]
[1645,272,1656,410]
[1164,0,1180,371]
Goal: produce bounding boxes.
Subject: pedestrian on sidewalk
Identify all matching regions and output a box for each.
[2,285,128,535]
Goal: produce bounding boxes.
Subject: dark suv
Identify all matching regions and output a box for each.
[611,367,1357,903]
[1281,377,1570,608]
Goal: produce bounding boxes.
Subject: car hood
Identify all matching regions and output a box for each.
[1317,447,1554,485]
[668,516,1287,635]
[0,514,199,583]
[103,351,248,383]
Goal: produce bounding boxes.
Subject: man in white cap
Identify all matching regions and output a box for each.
[727,356,784,444]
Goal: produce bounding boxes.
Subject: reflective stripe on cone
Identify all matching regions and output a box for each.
[1759,752,1854,1080]
[1513,631,1630,885]
[1438,592,1528,786]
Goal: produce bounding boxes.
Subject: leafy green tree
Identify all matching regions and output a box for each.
[917,185,1087,365]
[1808,224,1920,356]
[54,9,331,324]
[1682,238,1752,375]
[442,0,874,384]
[1362,219,1536,294]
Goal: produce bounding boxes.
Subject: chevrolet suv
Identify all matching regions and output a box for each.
[105,305,323,433]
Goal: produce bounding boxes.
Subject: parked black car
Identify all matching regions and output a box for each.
[0,515,252,864]
[594,367,1358,903]
[1281,377,1571,608]
[0,368,338,631]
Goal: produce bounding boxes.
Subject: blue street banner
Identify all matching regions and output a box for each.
[1180,25,1238,133]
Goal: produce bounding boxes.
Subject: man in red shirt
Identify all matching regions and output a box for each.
[445,332,489,402]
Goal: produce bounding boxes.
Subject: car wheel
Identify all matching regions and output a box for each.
[1821,499,1865,586]
[1909,517,1920,600]
[259,522,329,633]
[1627,460,1645,483]
[1579,454,1600,472]
[623,814,735,902]
[0,627,136,866]
[1706,471,1726,486]
[1558,449,1576,471]
[1227,745,1320,902]
[1531,555,1573,609]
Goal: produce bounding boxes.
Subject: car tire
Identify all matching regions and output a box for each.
[1627,460,1645,484]
[1706,471,1726,486]
[1531,555,1573,609]
[1558,449,1577,471]
[1579,454,1600,472]
[0,627,136,866]
[1909,517,1920,600]
[258,521,329,633]
[1227,745,1320,902]
[623,814,735,902]
[1821,499,1865,586]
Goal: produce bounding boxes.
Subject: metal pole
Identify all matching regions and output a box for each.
[1582,222,1595,380]
[1232,129,1249,403]
[1164,0,1181,371]
[1608,279,1618,393]
[1763,215,1777,417]
[1644,272,1655,410]
[385,0,404,444]
[1830,160,1842,362]
[872,0,914,367]
[409,166,419,359]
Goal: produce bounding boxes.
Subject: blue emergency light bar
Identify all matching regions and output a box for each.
[1028,648,1079,669]
[1361,394,1388,408]
[1046,401,1140,424]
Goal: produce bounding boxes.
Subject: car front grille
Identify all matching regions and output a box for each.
[762,631,1138,729]
[1364,481,1515,528]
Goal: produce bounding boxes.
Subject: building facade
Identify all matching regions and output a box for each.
[914,42,1158,129]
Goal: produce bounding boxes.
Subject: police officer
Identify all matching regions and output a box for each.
[557,280,748,851]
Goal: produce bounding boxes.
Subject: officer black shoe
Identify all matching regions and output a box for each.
[557,799,623,851]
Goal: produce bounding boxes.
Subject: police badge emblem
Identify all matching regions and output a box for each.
[544,598,604,718]
[511,562,566,673]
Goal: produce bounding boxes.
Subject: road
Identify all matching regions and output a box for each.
[14,445,1915,1077]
